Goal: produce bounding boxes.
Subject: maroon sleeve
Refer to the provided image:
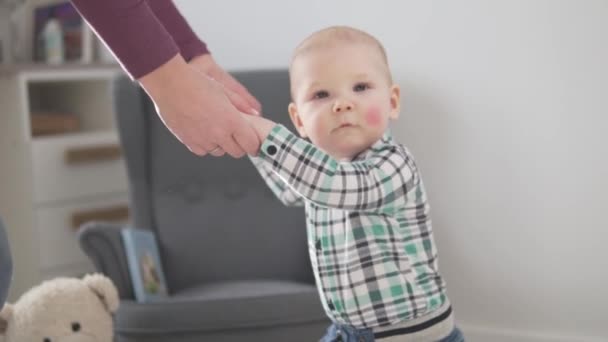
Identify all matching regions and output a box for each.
[71,0,207,79]
[147,1,209,62]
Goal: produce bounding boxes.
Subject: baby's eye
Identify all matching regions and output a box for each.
[353,83,370,92]
[312,90,329,100]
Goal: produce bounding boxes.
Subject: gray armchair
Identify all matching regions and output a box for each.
[78,70,329,342]
[0,217,12,307]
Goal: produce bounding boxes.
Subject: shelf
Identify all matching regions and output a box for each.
[26,75,118,137]
[0,63,124,81]
[31,129,118,144]
[0,59,129,300]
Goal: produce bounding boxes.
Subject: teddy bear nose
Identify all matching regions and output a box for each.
[71,322,81,332]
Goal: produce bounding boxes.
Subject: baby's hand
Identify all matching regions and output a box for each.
[240,112,277,148]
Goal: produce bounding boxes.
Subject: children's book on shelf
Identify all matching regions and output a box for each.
[121,228,168,302]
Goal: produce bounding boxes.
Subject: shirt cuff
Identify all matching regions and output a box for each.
[257,124,292,161]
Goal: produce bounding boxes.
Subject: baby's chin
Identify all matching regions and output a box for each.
[325,142,372,161]
[309,132,381,160]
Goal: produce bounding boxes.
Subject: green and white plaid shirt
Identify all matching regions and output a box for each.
[251,124,448,328]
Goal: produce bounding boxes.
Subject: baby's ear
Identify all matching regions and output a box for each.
[288,103,308,138]
[83,274,119,314]
[389,84,401,120]
[0,303,14,336]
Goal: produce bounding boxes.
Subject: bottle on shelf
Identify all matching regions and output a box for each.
[41,9,64,64]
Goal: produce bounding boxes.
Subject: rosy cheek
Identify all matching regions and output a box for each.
[365,107,383,127]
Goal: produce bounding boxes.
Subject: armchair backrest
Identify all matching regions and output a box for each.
[0,217,12,306]
[113,70,313,293]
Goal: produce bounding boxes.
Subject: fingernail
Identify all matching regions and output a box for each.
[250,108,261,116]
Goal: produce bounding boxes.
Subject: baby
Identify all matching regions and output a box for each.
[243,26,464,342]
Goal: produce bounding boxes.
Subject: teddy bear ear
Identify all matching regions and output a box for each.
[0,303,13,335]
[83,274,119,314]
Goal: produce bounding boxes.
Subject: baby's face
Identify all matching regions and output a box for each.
[289,42,399,160]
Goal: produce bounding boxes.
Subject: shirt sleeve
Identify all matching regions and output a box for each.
[71,0,207,79]
[147,0,209,61]
[256,125,417,214]
[249,156,305,207]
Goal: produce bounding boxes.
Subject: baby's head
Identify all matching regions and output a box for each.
[288,26,400,160]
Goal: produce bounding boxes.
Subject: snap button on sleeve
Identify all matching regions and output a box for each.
[266,145,277,155]
[328,300,335,310]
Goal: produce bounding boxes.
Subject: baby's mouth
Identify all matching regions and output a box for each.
[334,123,356,131]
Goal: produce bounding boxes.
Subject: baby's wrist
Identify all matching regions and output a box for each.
[241,113,276,143]
[257,119,276,141]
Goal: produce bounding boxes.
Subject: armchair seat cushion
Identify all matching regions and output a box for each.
[115,280,326,335]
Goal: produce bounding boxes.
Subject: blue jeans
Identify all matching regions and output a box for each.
[320,324,465,342]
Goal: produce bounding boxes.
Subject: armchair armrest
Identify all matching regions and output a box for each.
[78,221,134,299]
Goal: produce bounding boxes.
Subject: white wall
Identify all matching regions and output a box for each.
[175,1,608,341]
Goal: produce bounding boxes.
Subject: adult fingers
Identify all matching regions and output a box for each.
[208,146,226,157]
[188,144,208,157]
[220,72,262,113]
[222,85,260,117]
[214,133,246,158]
[208,69,261,115]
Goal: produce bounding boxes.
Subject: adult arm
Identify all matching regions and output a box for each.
[71,0,180,79]
[71,0,260,112]
[70,0,261,157]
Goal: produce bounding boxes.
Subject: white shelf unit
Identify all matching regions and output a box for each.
[0,65,131,300]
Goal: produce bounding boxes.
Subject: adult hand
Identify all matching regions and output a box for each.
[139,54,260,158]
[190,54,262,117]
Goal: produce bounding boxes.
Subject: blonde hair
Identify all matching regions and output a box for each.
[289,26,393,96]
[291,26,389,67]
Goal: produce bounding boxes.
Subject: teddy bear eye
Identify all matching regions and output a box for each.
[72,322,81,332]
[43,338,51,342]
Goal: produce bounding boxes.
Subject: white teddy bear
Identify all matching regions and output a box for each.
[0,274,118,342]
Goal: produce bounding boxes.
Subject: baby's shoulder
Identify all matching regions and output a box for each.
[373,137,415,160]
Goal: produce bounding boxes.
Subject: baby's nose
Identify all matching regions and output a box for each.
[333,101,353,113]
